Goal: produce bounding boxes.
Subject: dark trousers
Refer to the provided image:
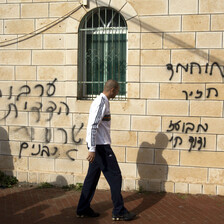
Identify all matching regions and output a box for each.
[76,144,127,215]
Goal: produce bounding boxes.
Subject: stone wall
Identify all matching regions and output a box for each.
[1,0,224,195]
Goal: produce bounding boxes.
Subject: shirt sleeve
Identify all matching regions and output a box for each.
[86,98,106,152]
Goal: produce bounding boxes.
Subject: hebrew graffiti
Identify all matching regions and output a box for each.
[0,79,84,161]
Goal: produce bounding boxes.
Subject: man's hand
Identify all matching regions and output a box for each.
[86,152,95,163]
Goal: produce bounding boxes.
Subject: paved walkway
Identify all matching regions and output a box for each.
[1,186,224,224]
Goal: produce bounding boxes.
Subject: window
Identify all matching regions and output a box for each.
[78,7,127,100]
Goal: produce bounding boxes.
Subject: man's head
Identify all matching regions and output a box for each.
[103,79,119,99]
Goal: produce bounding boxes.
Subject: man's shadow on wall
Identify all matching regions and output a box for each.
[124,132,169,216]
[0,127,14,179]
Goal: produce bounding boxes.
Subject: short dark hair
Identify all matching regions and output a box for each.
[104,79,119,92]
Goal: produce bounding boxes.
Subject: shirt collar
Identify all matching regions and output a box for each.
[101,93,109,102]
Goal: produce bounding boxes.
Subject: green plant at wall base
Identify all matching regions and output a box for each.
[0,171,18,188]
[38,182,54,189]
[62,183,83,191]
[75,183,83,191]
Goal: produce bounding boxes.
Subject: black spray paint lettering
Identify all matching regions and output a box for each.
[188,136,206,152]
[16,85,31,101]
[182,88,219,100]
[167,120,208,133]
[19,142,78,161]
[166,62,224,81]
[0,103,18,120]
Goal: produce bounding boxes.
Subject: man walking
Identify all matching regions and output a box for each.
[76,80,135,221]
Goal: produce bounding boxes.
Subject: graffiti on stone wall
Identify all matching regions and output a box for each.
[167,120,208,151]
[0,79,83,161]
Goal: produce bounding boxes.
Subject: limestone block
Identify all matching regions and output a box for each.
[111,114,130,130]
[50,113,72,128]
[76,144,88,160]
[29,157,54,171]
[37,66,64,81]
[110,0,126,12]
[66,17,79,33]
[127,66,140,82]
[29,112,50,127]
[160,84,205,100]
[120,2,137,20]
[67,98,92,113]
[16,66,36,81]
[217,186,224,196]
[113,146,126,163]
[182,15,210,31]
[13,156,28,171]
[17,172,28,182]
[28,172,38,183]
[137,164,168,181]
[141,50,170,66]
[123,178,136,191]
[128,0,168,15]
[141,33,162,49]
[36,19,67,34]
[128,33,140,49]
[55,159,82,173]
[111,130,137,147]
[0,50,31,65]
[131,115,161,132]
[147,100,189,116]
[0,155,14,169]
[201,118,224,134]
[180,151,224,168]
[96,0,110,7]
[203,184,217,195]
[65,66,77,81]
[211,14,224,31]
[163,181,175,193]
[50,174,74,186]
[21,3,48,18]
[97,177,110,190]
[197,32,222,48]
[164,32,195,49]
[141,67,180,83]
[1,141,20,156]
[32,50,65,65]
[140,16,181,33]
[127,82,139,98]
[4,19,35,34]
[175,183,188,193]
[168,166,207,183]
[169,0,198,14]
[6,112,28,126]
[189,184,202,194]
[0,34,17,49]
[110,99,145,115]
[9,126,31,141]
[65,34,78,49]
[0,4,20,19]
[50,2,80,17]
[140,83,159,99]
[171,49,208,65]
[43,34,65,49]
[70,5,86,22]
[190,101,223,117]
[66,50,78,65]
[209,169,224,184]
[217,135,224,151]
[0,66,14,80]
[128,50,140,66]
[199,0,224,13]
[73,113,88,129]
[205,84,224,101]
[0,20,2,34]
[138,132,172,149]
[126,147,154,164]
[210,50,224,65]
[127,17,140,33]
[155,149,179,166]
[119,163,136,178]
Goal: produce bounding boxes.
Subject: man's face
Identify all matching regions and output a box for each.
[110,87,119,99]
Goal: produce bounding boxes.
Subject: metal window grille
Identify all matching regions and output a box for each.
[78,7,127,100]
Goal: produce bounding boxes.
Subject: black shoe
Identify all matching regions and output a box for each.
[112,211,136,221]
[76,207,100,218]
